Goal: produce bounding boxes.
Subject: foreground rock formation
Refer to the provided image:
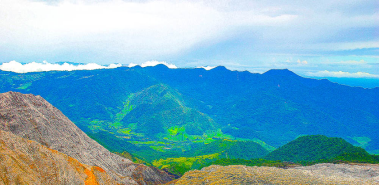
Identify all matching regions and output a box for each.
[0,91,172,184]
[0,130,117,184]
[170,164,379,185]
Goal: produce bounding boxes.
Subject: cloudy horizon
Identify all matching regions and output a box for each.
[2,60,379,80]
[0,0,378,79]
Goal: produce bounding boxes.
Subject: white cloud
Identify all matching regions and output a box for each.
[274,58,309,68]
[128,61,177,69]
[335,60,369,66]
[0,61,121,73]
[307,70,379,78]
[305,41,379,51]
[128,63,138,67]
[319,60,374,70]
[297,59,308,65]
[196,66,217,70]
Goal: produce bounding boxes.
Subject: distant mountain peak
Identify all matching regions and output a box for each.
[152,64,169,69]
[211,66,229,71]
[263,69,299,77]
[144,64,171,71]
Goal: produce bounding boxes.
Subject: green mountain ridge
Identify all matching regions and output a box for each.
[265,135,370,162]
[121,84,217,138]
[87,83,230,155]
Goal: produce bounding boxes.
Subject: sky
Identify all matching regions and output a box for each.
[0,0,378,80]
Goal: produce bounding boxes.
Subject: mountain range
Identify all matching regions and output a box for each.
[1,76,379,183]
[0,65,378,159]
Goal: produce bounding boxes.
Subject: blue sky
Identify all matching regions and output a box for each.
[0,0,378,79]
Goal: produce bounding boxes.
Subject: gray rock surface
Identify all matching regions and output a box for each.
[172,164,379,184]
[0,91,172,184]
[294,163,379,183]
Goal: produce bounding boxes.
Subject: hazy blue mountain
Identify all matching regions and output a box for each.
[311,77,379,89]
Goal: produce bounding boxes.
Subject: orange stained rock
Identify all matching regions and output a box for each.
[94,166,106,173]
[85,168,100,185]
[0,130,117,185]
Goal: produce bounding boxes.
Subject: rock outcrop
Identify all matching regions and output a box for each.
[170,164,379,185]
[0,91,172,184]
[0,129,117,185]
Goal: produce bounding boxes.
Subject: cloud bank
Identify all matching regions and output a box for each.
[0,61,121,73]
[129,62,217,70]
[307,70,379,78]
